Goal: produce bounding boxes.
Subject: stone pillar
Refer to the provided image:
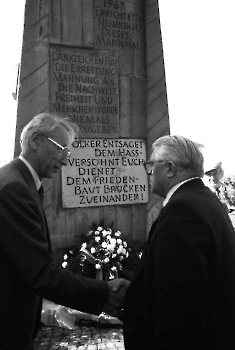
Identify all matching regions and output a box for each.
[15,0,169,259]
[145,0,170,231]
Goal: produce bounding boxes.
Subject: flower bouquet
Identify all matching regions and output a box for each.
[62,221,130,281]
[80,224,130,280]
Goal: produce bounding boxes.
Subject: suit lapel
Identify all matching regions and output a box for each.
[12,158,52,252]
[147,215,161,241]
[130,217,160,284]
[11,158,41,208]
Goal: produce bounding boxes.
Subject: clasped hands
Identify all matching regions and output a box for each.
[107,278,130,308]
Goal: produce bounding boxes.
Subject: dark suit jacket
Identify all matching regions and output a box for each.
[0,158,108,349]
[124,179,235,350]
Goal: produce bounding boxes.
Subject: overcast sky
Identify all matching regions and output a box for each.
[1,0,235,175]
[0,1,25,165]
[159,0,235,175]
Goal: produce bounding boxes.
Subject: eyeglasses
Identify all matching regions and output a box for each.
[40,133,71,159]
[143,160,165,175]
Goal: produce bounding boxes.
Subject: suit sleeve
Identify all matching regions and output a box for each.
[151,199,210,348]
[0,182,109,315]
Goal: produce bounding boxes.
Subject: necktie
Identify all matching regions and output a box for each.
[38,185,44,205]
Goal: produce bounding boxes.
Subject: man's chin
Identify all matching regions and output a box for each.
[45,171,58,178]
[52,167,60,175]
[42,167,60,179]
[43,174,53,179]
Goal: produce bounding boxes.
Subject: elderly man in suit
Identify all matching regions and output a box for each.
[123,135,235,350]
[0,113,129,350]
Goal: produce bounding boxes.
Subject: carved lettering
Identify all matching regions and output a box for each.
[50,48,119,137]
[94,0,144,50]
[62,138,148,208]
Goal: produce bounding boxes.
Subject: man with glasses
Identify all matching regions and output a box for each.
[123,135,235,350]
[0,113,129,349]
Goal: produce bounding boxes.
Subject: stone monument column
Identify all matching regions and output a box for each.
[15,0,169,259]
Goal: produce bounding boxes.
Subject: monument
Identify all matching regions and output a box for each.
[15,0,169,260]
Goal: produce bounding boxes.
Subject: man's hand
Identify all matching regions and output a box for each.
[107,278,130,308]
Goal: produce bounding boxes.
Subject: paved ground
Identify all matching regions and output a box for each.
[34,323,124,350]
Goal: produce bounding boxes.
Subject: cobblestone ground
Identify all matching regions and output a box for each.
[34,324,124,350]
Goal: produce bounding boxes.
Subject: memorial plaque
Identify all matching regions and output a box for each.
[50,46,119,137]
[94,0,144,50]
[62,139,148,208]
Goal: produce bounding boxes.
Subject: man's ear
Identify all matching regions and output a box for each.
[166,161,177,178]
[29,132,42,151]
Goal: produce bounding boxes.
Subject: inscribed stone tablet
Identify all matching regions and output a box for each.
[50,46,119,137]
[62,139,148,208]
[94,0,144,50]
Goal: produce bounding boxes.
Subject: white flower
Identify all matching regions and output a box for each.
[107,244,115,252]
[104,257,110,263]
[109,273,115,279]
[117,238,122,245]
[102,242,108,249]
[111,266,117,271]
[110,238,116,245]
[81,243,87,249]
[112,253,117,258]
[126,252,129,258]
[90,247,96,254]
[123,241,127,248]
[117,245,124,254]
[114,231,121,237]
[63,254,68,260]
[95,263,101,269]
[97,226,103,231]
[95,236,100,242]
[95,230,100,235]
[62,262,68,268]
[106,235,112,241]
[102,230,109,237]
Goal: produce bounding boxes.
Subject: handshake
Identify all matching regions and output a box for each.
[107,278,130,309]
